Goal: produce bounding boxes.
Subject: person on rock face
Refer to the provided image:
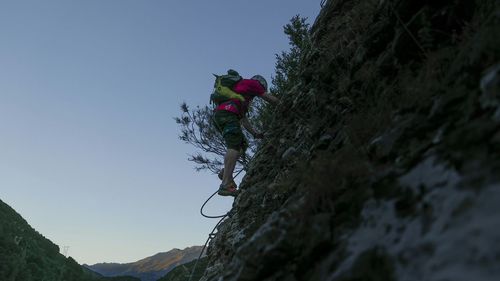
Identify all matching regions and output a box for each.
[213,74,279,197]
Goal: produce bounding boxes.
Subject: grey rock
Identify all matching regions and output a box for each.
[480,62,500,109]
[312,133,334,151]
[493,107,500,123]
[281,147,297,161]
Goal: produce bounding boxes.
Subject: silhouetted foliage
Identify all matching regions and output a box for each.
[271,15,311,96]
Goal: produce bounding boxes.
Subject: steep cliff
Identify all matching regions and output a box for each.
[200,0,500,280]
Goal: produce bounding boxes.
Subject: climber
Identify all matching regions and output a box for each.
[212,73,279,197]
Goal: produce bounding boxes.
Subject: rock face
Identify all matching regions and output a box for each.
[200,0,500,280]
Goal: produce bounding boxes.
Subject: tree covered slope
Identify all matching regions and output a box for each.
[0,199,139,281]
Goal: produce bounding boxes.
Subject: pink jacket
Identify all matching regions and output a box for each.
[215,79,265,116]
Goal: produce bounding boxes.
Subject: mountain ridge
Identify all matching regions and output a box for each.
[85,246,202,281]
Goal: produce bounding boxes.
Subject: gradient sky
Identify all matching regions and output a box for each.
[0,0,320,264]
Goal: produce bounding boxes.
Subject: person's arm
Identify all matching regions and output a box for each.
[260,92,279,105]
[241,117,263,138]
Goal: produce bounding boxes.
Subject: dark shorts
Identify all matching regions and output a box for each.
[213,110,247,151]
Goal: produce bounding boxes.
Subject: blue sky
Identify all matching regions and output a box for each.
[0,0,320,264]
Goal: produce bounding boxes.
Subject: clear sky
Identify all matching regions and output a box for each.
[0,0,320,265]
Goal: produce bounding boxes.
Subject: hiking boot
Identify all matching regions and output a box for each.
[218,169,224,180]
[218,181,239,197]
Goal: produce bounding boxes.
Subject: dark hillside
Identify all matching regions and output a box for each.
[197,0,500,280]
[0,199,139,281]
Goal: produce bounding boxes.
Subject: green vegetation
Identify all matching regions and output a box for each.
[0,199,139,281]
[271,15,311,96]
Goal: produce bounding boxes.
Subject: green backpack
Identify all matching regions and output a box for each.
[210,69,245,105]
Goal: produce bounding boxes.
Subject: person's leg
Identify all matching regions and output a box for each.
[213,111,243,196]
[222,148,239,186]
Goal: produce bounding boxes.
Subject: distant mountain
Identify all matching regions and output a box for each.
[0,198,139,281]
[86,246,203,281]
[157,257,208,281]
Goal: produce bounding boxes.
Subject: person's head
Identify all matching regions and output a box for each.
[251,75,268,92]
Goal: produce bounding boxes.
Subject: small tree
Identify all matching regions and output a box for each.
[272,15,311,96]
[176,16,311,174]
[253,15,311,133]
[174,103,251,174]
